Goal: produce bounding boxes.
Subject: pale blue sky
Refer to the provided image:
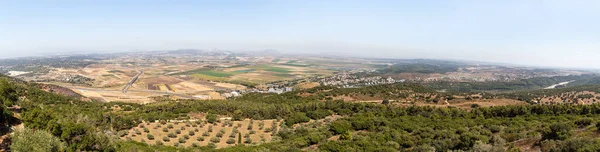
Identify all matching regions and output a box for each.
[1,0,599,68]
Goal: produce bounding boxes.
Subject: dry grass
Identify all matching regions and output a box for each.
[295,82,320,89]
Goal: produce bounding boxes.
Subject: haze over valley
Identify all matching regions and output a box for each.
[2,1,600,152]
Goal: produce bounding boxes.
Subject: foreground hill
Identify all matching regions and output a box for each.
[1,75,600,151]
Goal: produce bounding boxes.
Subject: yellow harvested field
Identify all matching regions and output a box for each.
[215,83,245,90]
[157,84,169,91]
[172,81,213,92]
[296,82,320,89]
[208,92,226,100]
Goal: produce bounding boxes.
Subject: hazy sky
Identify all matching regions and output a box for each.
[1,0,599,68]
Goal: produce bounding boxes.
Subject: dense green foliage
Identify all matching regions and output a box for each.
[5,74,600,151]
[10,128,64,152]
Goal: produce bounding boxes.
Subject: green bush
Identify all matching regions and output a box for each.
[206,114,217,124]
[285,112,310,126]
[10,128,64,152]
[330,120,352,134]
[575,118,593,128]
[542,123,572,141]
[147,134,154,140]
[226,138,236,144]
[210,137,221,143]
[168,133,177,138]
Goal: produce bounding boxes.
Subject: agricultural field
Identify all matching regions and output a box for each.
[175,64,334,86]
[121,119,282,149]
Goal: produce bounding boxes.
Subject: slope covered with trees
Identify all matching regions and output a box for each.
[2,74,600,151]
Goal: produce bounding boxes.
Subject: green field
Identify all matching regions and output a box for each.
[170,68,238,77]
[107,70,125,74]
[234,69,254,73]
[274,73,294,77]
[253,65,292,73]
[190,74,229,81]
[281,63,311,67]
[195,70,236,77]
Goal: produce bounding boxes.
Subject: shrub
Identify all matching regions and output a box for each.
[340,131,353,140]
[188,130,195,136]
[175,129,181,134]
[306,109,332,119]
[203,132,210,137]
[208,126,213,132]
[181,126,185,130]
[135,129,141,135]
[249,130,256,134]
[192,143,200,147]
[489,125,502,133]
[143,128,150,133]
[258,122,265,130]
[216,132,223,138]
[542,123,572,140]
[184,135,190,139]
[167,124,174,129]
[575,118,593,128]
[197,136,205,141]
[10,128,64,152]
[233,110,243,121]
[155,140,163,145]
[207,143,216,149]
[168,133,177,138]
[244,138,252,144]
[285,112,310,126]
[210,137,221,143]
[162,137,170,142]
[330,120,352,134]
[118,131,128,137]
[162,127,168,132]
[147,134,154,140]
[206,114,217,123]
[178,137,186,143]
[227,138,236,144]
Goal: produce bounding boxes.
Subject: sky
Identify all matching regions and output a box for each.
[1,0,599,69]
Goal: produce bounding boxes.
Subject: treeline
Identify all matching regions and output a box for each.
[424,74,600,92]
[498,84,600,103]
[380,63,460,74]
